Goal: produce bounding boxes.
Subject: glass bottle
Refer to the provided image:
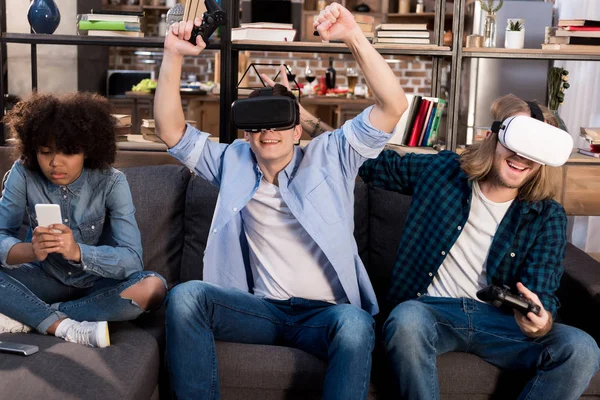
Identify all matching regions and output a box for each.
[483,12,497,47]
[325,57,336,89]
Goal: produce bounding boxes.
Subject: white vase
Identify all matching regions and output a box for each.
[505,30,525,49]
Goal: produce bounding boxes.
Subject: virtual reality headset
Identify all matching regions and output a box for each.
[490,102,572,167]
[231,87,300,132]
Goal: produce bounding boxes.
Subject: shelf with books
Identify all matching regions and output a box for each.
[1,33,221,49]
[462,47,600,61]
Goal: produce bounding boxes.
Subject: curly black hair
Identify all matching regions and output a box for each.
[3,92,117,172]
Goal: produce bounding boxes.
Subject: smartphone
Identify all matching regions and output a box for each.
[0,341,39,356]
[35,204,63,228]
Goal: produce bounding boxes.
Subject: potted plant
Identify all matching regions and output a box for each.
[505,18,525,49]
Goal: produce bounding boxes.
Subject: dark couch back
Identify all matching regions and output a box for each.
[177,176,374,286]
[122,165,191,288]
[365,186,412,304]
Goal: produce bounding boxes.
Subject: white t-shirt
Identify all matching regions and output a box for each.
[427,181,513,300]
[241,178,348,303]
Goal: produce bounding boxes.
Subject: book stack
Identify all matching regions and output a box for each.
[578,127,600,158]
[78,10,144,38]
[373,23,430,45]
[389,94,446,147]
[355,14,375,42]
[141,119,160,142]
[232,23,296,42]
[140,119,197,142]
[112,114,132,142]
[543,19,600,52]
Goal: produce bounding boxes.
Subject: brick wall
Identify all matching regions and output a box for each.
[110,48,440,95]
[109,19,443,95]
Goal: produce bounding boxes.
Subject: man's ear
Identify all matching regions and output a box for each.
[485,130,492,139]
[244,131,250,142]
[293,124,302,141]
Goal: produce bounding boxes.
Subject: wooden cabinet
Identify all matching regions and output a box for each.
[557,154,600,216]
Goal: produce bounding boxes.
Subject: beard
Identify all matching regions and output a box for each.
[492,168,519,189]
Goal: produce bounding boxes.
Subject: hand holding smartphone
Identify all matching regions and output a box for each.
[35,204,63,233]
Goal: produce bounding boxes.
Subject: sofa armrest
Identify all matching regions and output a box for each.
[556,243,600,343]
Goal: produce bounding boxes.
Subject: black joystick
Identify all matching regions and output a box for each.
[189,0,227,45]
[476,285,541,316]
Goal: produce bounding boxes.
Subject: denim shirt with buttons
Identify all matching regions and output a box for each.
[0,160,144,288]
[168,106,392,316]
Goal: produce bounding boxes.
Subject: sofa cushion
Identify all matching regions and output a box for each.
[365,185,412,306]
[216,342,377,399]
[121,165,191,288]
[0,322,160,400]
[557,243,600,342]
[180,174,219,282]
[354,182,369,268]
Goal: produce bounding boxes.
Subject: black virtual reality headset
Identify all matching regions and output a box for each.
[490,101,573,167]
[231,87,300,132]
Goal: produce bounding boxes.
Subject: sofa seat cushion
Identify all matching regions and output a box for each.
[121,165,191,288]
[437,352,600,398]
[216,342,377,397]
[0,321,160,400]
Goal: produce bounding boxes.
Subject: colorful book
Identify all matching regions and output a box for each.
[577,148,600,158]
[558,19,600,27]
[407,99,430,147]
[376,31,430,38]
[78,20,141,31]
[418,99,436,146]
[402,96,422,145]
[427,99,446,146]
[373,37,431,45]
[421,103,438,146]
[231,27,296,42]
[86,30,145,37]
[376,23,428,31]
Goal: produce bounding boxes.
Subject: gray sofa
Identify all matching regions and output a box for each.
[0,149,599,399]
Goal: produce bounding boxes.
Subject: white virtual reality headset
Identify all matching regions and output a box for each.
[490,101,573,167]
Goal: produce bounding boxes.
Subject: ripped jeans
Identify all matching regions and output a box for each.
[0,263,166,334]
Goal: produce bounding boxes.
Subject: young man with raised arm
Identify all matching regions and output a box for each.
[154,3,407,399]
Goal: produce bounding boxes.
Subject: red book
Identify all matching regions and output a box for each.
[563,26,600,31]
[407,99,430,147]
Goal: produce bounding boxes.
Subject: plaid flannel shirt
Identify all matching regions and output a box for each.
[359,150,567,318]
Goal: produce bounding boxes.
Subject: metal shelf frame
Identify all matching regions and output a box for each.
[4,1,596,147]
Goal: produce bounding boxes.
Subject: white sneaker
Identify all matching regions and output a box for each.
[0,313,32,333]
[58,320,110,348]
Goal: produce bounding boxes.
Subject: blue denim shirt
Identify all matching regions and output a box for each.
[0,160,144,287]
[169,106,391,315]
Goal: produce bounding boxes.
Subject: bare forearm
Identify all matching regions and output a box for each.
[6,243,36,265]
[154,52,187,148]
[300,106,334,137]
[345,28,407,131]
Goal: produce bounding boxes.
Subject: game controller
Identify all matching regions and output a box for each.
[476,285,541,316]
[189,0,227,45]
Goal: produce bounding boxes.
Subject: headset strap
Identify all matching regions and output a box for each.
[491,120,502,134]
[526,101,544,121]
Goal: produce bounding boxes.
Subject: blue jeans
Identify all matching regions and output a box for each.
[0,263,166,333]
[166,281,375,400]
[383,296,600,400]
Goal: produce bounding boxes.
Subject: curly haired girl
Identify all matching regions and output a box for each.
[0,92,166,347]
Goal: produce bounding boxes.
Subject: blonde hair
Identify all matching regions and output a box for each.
[460,94,563,202]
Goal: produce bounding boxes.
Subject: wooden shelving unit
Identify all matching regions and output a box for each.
[3,1,598,149]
